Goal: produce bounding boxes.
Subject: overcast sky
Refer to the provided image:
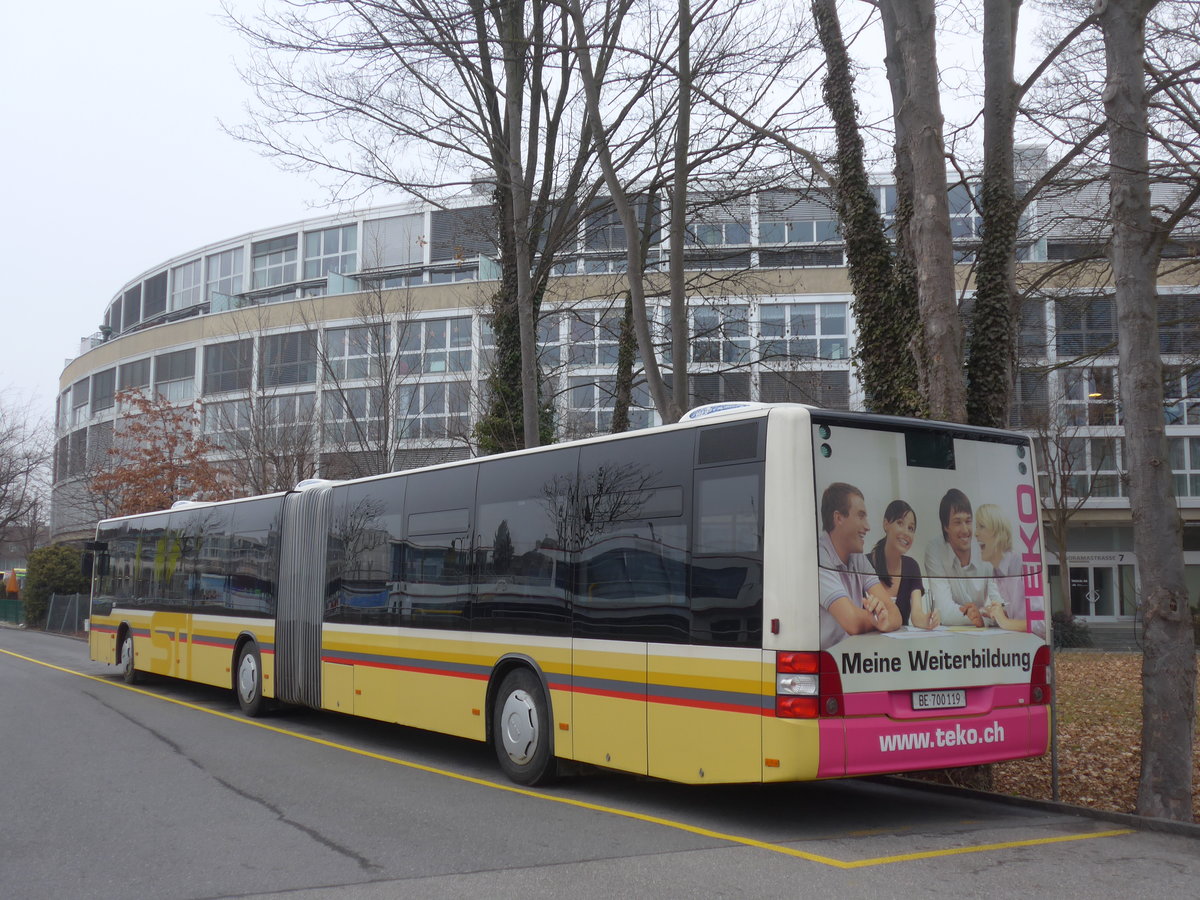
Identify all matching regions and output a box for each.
[0,0,343,418]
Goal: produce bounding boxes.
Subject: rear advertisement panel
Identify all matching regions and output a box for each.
[811,419,1047,694]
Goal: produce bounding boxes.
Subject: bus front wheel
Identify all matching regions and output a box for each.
[120,632,141,685]
[235,643,266,717]
[492,668,553,785]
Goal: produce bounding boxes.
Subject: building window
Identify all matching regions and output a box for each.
[304,225,357,278]
[203,339,254,394]
[206,247,244,299]
[260,331,317,387]
[1169,437,1200,497]
[691,372,751,405]
[759,302,848,361]
[1163,366,1200,425]
[154,349,196,404]
[538,314,563,368]
[692,306,753,365]
[267,392,317,442]
[399,318,471,375]
[1009,370,1049,428]
[398,381,470,439]
[760,371,850,408]
[143,272,168,319]
[1055,297,1116,357]
[758,218,840,244]
[1157,295,1200,354]
[204,398,250,446]
[569,311,621,367]
[122,285,142,330]
[429,266,478,284]
[252,235,298,289]
[118,358,151,392]
[566,376,651,435]
[71,379,89,426]
[947,183,982,239]
[68,428,88,476]
[171,259,203,310]
[1062,366,1117,425]
[323,386,384,444]
[325,325,388,381]
[91,368,116,414]
[1040,436,1124,499]
[1017,299,1048,358]
[686,221,750,246]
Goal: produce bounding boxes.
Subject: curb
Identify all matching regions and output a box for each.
[875,774,1200,839]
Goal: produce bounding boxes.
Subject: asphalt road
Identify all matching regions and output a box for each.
[1,626,1196,900]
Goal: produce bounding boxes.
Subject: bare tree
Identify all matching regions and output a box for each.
[565,0,811,422]
[232,0,612,449]
[0,391,50,538]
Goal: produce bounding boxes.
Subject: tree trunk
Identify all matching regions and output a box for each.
[968,0,1022,428]
[500,0,542,448]
[879,0,966,423]
[1099,0,1196,823]
[665,0,692,422]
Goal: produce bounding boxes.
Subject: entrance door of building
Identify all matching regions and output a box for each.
[1068,565,1118,618]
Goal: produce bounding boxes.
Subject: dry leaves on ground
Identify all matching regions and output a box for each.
[992,651,1199,820]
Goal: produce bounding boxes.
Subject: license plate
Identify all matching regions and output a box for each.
[912,689,966,711]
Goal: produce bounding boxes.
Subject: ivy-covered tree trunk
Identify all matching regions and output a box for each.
[475,267,554,453]
[1099,0,1196,823]
[475,264,525,455]
[610,294,637,433]
[812,0,922,417]
[967,0,1022,429]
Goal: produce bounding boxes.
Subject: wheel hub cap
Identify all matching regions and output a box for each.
[499,689,538,764]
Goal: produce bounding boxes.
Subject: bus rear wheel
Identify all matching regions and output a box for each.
[120,632,141,685]
[492,668,553,786]
[235,642,266,717]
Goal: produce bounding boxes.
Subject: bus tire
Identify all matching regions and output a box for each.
[235,642,267,717]
[492,668,553,786]
[120,631,141,685]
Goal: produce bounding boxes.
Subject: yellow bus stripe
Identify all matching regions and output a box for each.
[2,647,1133,869]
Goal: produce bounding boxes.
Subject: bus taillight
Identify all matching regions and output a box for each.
[776,651,843,718]
[1030,644,1052,705]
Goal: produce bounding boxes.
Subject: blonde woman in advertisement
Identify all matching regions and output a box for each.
[866,500,940,630]
[977,503,1046,637]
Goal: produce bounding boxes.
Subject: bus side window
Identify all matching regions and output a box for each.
[399,466,477,630]
[691,463,764,647]
[473,447,578,637]
[575,431,694,643]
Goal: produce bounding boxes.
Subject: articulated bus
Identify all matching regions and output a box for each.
[87,403,1050,785]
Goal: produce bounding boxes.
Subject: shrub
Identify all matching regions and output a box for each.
[23,545,88,627]
[1051,610,1093,649]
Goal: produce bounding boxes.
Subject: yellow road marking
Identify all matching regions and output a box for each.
[1,647,1134,869]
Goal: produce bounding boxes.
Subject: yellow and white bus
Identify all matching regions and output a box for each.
[87,403,1051,785]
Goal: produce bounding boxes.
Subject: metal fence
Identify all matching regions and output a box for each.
[44,594,88,636]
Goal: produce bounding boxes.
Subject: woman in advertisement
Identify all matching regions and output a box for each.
[866,500,941,630]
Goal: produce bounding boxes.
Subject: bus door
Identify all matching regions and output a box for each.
[277,484,333,708]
